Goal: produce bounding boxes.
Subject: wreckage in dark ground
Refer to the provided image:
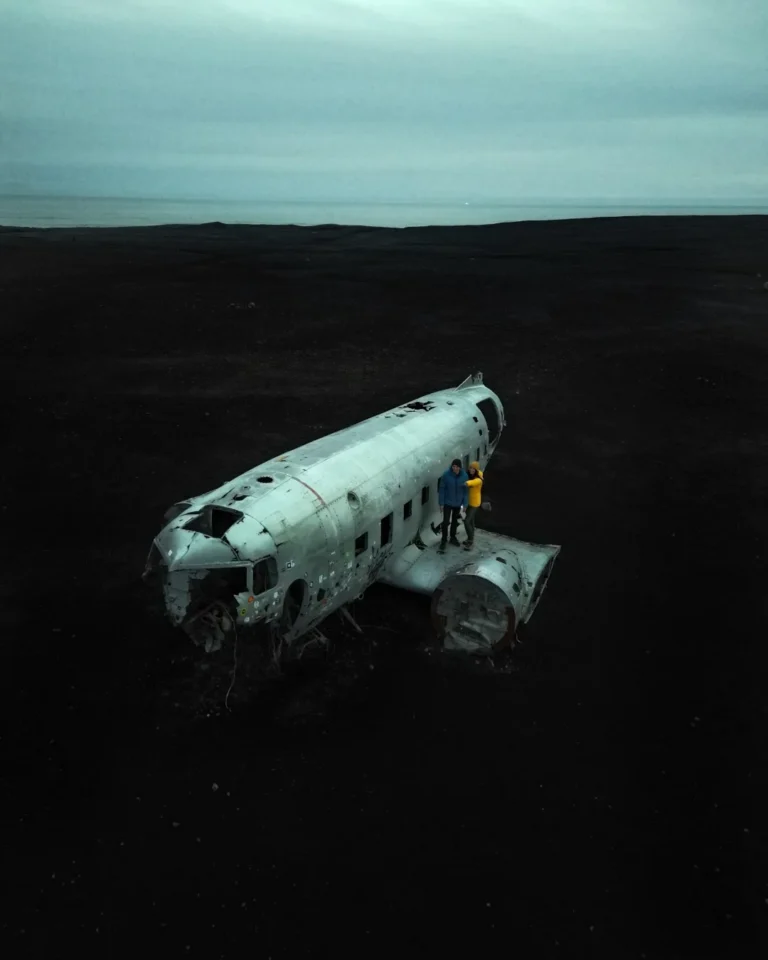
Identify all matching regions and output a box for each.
[143,372,560,668]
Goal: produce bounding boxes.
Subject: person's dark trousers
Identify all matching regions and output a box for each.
[441,506,462,545]
[464,505,477,544]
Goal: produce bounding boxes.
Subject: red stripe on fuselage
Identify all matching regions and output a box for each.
[295,477,327,507]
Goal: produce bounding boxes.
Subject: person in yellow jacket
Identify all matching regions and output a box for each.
[462,461,483,550]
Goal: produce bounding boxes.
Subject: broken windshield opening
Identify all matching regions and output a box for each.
[183,505,244,539]
[196,566,249,604]
[252,557,278,595]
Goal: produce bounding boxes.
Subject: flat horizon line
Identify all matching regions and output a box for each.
[1,194,766,207]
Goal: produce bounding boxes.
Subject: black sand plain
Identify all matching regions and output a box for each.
[2,215,767,958]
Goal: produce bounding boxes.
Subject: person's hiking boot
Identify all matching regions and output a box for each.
[438,543,447,554]
[463,540,474,550]
[449,537,461,547]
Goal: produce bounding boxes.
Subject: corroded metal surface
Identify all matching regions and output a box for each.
[143,371,560,659]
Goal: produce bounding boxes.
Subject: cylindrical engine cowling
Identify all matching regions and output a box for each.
[430,549,525,655]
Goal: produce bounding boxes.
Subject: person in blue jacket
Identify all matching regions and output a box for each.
[438,458,468,553]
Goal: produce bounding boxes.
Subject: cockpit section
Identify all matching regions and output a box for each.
[156,553,280,653]
[143,499,282,651]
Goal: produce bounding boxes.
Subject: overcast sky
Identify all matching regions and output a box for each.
[1,0,766,201]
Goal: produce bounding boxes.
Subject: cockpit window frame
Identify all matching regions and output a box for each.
[250,556,279,595]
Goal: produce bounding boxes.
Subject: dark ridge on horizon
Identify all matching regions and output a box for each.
[2,212,767,236]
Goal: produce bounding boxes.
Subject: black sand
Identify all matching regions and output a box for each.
[2,216,767,958]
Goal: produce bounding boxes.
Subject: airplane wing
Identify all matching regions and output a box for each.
[377,525,560,655]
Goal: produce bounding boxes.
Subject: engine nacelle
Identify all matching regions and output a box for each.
[431,546,556,656]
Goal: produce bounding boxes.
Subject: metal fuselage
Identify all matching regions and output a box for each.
[146,375,506,649]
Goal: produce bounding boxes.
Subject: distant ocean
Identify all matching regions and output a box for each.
[1,195,766,229]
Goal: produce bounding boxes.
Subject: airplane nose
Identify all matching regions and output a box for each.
[156,527,238,570]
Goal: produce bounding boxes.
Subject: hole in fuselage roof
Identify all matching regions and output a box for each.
[256,476,273,484]
[184,505,243,539]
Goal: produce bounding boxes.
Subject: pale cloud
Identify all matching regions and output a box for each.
[1,0,766,200]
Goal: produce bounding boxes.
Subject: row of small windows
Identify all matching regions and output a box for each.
[247,451,486,596]
[353,442,486,558]
[354,479,433,556]
[316,407,498,606]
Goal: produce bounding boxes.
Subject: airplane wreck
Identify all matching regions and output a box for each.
[143,372,560,666]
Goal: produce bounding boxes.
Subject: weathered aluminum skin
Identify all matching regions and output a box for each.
[144,372,561,656]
